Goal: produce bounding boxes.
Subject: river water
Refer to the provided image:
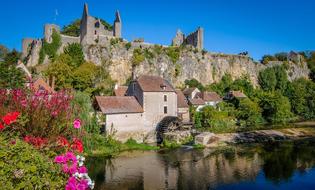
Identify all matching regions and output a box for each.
[86,139,315,190]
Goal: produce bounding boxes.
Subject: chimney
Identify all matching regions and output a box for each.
[114,84,119,90]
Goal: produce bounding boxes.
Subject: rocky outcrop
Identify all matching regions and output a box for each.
[83,41,309,87]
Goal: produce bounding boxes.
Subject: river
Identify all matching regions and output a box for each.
[86,139,315,190]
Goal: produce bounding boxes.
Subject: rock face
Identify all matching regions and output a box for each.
[83,41,310,87]
[194,132,217,145]
[163,130,191,144]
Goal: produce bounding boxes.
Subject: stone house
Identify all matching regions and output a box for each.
[94,75,178,142]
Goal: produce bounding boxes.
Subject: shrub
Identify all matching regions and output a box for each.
[125,42,131,50]
[63,43,85,68]
[61,19,81,37]
[0,135,67,189]
[131,48,145,67]
[165,46,180,63]
[0,89,76,141]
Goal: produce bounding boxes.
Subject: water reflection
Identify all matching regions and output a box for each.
[86,139,315,190]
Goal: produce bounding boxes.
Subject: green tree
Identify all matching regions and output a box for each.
[0,44,9,60]
[61,19,81,37]
[45,56,74,89]
[258,91,293,123]
[72,62,98,92]
[306,51,315,81]
[39,30,61,64]
[274,65,288,93]
[258,67,277,91]
[0,49,25,89]
[261,55,276,64]
[64,43,85,68]
[237,98,263,126]
[274,52,288,61]
[231,75,254,97]
[184,78,204,91]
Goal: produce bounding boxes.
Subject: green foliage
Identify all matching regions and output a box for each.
[131,48,145,67]
[286,78,315,120]
[143,48,154,60]
[258,65,288,93]
[205,74,233,96]
[72,62,98,92]
[236,98,264,127]
[125,42,131,50]
[261,54,277,64]
[165,46,180,63]
[0,49,25,89]
[0,135,66,189]
[83,134,158,157]
[258,67,277,91]
[61,19,81,37]
[110,38,123,46]
[258,91,294,123]
[99,19,113,31]
[184,78,204,91]
[63,43,84,68]
[231,75,255,98]
[72,91,100,133]
[274,52,288,61]
[306,51,315,81]
[162,139,181,149]
[39,30,61,64]
[153,45,163,55]
[45,55,74,89]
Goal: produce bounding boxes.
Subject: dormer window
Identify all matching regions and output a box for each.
[160,84,166,90]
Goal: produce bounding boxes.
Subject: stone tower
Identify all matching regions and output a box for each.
[44,24,60,43]
[113,11,122,38]
[171,27,204,50]
[172,29,185,46]
[80,3,91,45]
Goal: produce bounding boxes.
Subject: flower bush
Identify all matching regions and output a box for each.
[0,88,94,190]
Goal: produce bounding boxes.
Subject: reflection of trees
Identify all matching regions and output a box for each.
[261,140,315,184]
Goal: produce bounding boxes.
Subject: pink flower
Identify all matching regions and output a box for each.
[65,177,77,190]
[77,179,89,190]
[54,155,66,164]
[73,119,81,129]
[78,166,88,174]
[62,163,77,175]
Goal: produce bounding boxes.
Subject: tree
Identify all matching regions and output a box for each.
[72,62,97,92]
[261,55,276,64]
[274,65,288,94]
[286,78,315,119]
[237,98,263,126]
[61,19,81,37]
[184,78,204,91]
[258,67,277,91]
[64,43,85,68]
[0,49,25,89]
[45,56,74,89]
[231,75,254,98]
[306,51,315,81]
[258,91,293,123]
[274,52,288,61]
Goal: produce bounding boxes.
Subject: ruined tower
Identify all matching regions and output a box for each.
[171,27,204,50]
[113,11,122,38]
[80,3,91,45]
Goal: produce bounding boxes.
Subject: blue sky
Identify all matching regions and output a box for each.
[0,0,314,60]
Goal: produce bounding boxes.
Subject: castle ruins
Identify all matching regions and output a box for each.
[21,3,204,66]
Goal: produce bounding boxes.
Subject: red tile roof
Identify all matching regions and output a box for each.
[95,96,143,114]
[136,75,175,92]
[176,90,189,108]
[189,98,205,106]
[201,91,222,102]
[114,86,128,96]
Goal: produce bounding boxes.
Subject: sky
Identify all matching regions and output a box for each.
[0,0,314,60]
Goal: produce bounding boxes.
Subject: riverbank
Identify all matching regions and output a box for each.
[197,127,315,148]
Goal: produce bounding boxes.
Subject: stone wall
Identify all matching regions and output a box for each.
[185,27,204,50]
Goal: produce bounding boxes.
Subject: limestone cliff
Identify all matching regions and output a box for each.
[83,41,310,87]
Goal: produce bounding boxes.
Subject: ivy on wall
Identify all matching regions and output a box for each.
[38,30,61,64]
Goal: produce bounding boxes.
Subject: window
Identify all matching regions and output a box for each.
[164,106,168,114]
[95,30,97,35]
[164,95,167,102]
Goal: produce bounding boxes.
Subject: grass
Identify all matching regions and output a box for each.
[83,134,159,157]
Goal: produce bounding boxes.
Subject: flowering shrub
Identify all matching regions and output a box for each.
[0,88,94,189]
[0,88,75,140]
